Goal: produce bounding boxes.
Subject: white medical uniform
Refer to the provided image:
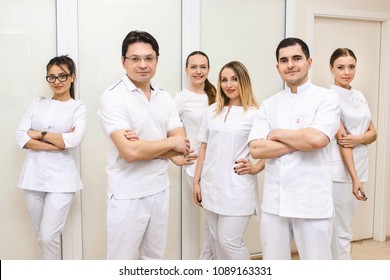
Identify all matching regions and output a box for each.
[248,81,340,260]
[15,97,87,259]
[198,103,259,259]
[330,84,371,260]
[98,74,182,260]
[174,89,214,260]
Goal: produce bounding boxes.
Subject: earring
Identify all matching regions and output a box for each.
[330,74,334,86]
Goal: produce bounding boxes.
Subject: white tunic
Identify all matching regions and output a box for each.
[198,103,259,216]
[97,75,183,199]
[15,97,87,192]
[331,85,371,183]
[248,81,340,219]
[174,89,209,177]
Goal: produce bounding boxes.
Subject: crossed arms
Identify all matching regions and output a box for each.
[249,127,330,159]
[110,127,190,163]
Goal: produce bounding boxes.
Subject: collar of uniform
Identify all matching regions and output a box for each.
[285,80,311,94]
[122,74,155,93]
[331,84,352,95]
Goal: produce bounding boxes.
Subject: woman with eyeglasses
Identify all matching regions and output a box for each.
[15,55,87,259]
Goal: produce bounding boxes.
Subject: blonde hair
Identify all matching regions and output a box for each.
[215,61,259,114]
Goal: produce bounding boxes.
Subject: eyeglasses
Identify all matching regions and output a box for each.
[124,56,157,64]
[46,74,69,83]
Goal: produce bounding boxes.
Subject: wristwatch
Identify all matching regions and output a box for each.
[41,131,47,139]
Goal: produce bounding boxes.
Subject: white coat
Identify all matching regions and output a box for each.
[15,97,87,192]
[248,81,340,219]
[198,104,259,216]
[331,84,371,182]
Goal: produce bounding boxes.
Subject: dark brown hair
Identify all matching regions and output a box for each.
[186,51,216,105]
[276,37,310,61]
[329,48,357,66]
[47,55,76,99]
[122,30,159,58]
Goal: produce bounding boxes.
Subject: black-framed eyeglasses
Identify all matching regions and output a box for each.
[46,74,69,83]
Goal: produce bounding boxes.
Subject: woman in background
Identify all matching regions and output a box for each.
[15,55,87,259]
[172,51,217,260]
[193,61,264,259]
[329,48,376,260]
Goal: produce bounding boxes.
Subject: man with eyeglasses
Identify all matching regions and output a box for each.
[98,30,190,260]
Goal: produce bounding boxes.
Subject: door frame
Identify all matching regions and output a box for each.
[181,0,201,259]
[56,0,83,259]
[305,8,390,242]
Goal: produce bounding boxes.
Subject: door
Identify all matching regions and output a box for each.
[312,16,380,240]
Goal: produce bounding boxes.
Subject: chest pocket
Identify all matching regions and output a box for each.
[294,112,315,129]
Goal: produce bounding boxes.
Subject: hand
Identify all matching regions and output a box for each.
[234,158,257,175]
[337,133,361,148]
[266,130,277,141]
[352,179,367,201]
[193,182,202,207]
[170,151,197,166]
[124,129,139,141]
[169,136,191,156]
[28,129,42,140]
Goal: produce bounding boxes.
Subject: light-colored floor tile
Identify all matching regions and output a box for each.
[252,237,390,260]
[351,238,390,260]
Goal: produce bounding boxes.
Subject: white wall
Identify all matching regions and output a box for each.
[0,0,57,259]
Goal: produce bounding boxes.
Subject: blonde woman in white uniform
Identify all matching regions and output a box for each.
[172,51,217,259]
[193,61,264,260]
[329,48,377,260]
[15,55,87,259]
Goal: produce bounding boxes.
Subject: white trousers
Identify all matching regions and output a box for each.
[205,209,251,260]
[260,211,333,260]
[182,171,215,259]
[198,219,216,260]
[24,190,75,260]
[107,189,169,260]
[331,181,358,260]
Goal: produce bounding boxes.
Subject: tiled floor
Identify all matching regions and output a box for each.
[254,237,390,260]
[350,237,390,260]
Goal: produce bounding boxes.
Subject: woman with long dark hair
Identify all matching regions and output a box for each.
[15,55,87,259]
[172,51,217,259]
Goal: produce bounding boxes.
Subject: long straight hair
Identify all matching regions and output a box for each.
[215,61,258,114]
